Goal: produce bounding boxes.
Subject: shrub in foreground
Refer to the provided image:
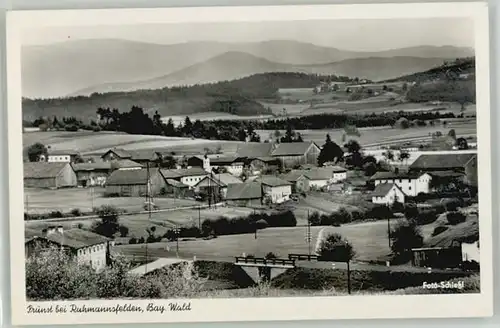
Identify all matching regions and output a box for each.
[446,211,467,225]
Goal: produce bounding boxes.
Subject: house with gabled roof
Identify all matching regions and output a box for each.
[105,167,165,197]
[101,148,161,166]
[371,183,405,205]
[258,175,293,204]
[409,153,477,188]
[370,171,433,197]
[160,167,208,188]
[194,173,243,199]
[24,162,77,189]
[271,141,321,168]
[225,182,263,207]
[25,226,110,271]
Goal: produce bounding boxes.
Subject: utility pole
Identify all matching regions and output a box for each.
[346,260,351,295]
[307,210,312,257]
[387,215,391,249]
[174,226,181,257]
[147,162,151,220]
[198,206,201,230]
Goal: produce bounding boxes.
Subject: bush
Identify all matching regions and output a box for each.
[390,221,424,261]
[70,208,82,217]
[432,226,449,237]
[446,211,467,225]
[331,208,351,224]
[404,204,419,219]
[129,237,137,244]
[414,210,439,225]
[308,212,321,226]
[48,210,64,218]
[350,210,366,222]
[366,205,393,220]
[64,125,78,132]
[137,237,145,244]
[119,225,129,237]
[26,247,208,300]
[317,233,355,262]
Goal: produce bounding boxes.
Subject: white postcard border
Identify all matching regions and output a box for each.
[6,2,493,325]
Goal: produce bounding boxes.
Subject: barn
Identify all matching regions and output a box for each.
[271,141,321,168]
[72,162,112,187]
[225,182,262,207]
[104,168,165,197]
[24,162,77,189]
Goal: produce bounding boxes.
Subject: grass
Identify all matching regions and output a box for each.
[23,130,243,157]
[24,187,199,214]
[113,219,401,262]
[257,122,476,148]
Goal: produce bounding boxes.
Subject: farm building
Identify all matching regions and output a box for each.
[24,162,77,189]
[111,159,143,171]
[101,148,160,166]
[225,182,262,207]
[411,246,462,269]
[160,167,208,188]
[370,171,433,197]
[323,165,348,182]
[72,162,111,187]
[409,153,477,187]
[163,179,190,198]
[195,173,243,199]
[186,155,210,172]
[259,176,293,204]
[105,167,165,197]
[271,142,321,169]
[25,226,110,271]
[44,150,81,163]
[296,169,333,192]
[370,183,405,205]
[248,157,281,175]
[235,143,274,158]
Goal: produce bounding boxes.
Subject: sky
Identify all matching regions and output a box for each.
[22,17,474,51]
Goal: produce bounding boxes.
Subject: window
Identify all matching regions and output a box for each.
[409,186,412,190]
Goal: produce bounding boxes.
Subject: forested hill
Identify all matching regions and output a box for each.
[22,72,352,121]
[383,57,475,83]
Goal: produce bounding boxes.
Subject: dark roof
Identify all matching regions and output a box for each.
[252,156,281,163]
[259,175,292,187]
[302,169,333,181]
[225,182,262,200]
[427,171,465,178]
[208,156,237,165]
[28,229,109,249]
[371,183,398,197]
[215,173,243,186]
[102,148,132,159]
[24,162,69,179]
[370,171,421,180]
[106,168,160,185]
[236,143,273,158]
[409,153,477,171]
[160,167,207,179]
[271,142,319,156]
[72,162,112,172]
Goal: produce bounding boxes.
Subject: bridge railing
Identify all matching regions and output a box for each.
[288,254,319,261]
[234,256,295,267]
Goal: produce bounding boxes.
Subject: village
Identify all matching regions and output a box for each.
[23,124,480,293]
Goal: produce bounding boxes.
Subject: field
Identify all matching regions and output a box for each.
[24,187,199,214]
[256,121,476,148]
[23,130,242,156]
[113,219,405,263]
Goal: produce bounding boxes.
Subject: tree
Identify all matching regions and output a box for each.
[398,150,410,165]
[318,134,344,166]
[456,137,469,150]
[237,128,247,141]
[390,221,423,262]
[27,142,48,162]
[119,225,129,237]
[363,162,377,176]
[402,83,408,92]
[317,233,355,294]
[383,150,395,162]
[345,140,361,154]
[448,129,457,140]
[91,205,121,237]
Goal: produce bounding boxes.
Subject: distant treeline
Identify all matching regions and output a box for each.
[28,106,461,143]
[22,72,357,120]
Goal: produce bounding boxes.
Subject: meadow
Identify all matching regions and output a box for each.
[112,219,404,263]
[24,187,199,214]
[256,121,477,148]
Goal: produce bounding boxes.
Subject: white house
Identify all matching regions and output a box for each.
[328,166,348,183]
[371,183,405,205]
[45,150,81,163]
[161,167,208,188]
[260,176,292,204]
[25,227,109,272]
[461,240,480,263]
[370,171,432,197]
